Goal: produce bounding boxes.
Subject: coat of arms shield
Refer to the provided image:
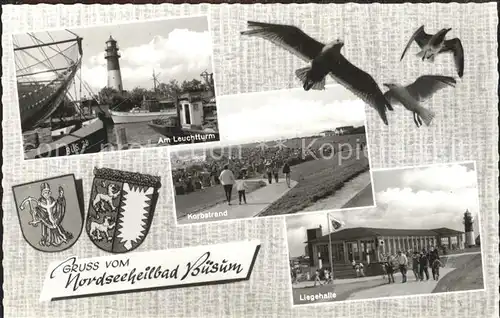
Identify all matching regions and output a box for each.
[12,174,84,252]
[86,167,161,253]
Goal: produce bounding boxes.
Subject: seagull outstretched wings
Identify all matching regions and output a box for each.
[384,75,456,127]
[400,25,464,78]
[241,21,393,125]
[240,21,325,63]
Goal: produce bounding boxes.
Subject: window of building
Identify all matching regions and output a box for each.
[317,244,329,261]
[441,237,449,246]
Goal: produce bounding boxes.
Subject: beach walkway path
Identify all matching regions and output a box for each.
[177,178,298,224]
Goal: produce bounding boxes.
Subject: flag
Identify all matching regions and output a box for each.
[328,214,345,231]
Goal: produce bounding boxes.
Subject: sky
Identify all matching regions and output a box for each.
[13,16,212,98]
[286,162,481,257]
[216,84,366,143]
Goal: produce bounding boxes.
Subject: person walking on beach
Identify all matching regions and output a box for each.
[323,269,333,284]
[412,251,420,281]
[313,269,323,287]
[282,162,291,187]
[272,164,279,183]
[397,250,408,283]
[291,268,298,284]
[219,165,235,205]
[266,164,273,184]
[431,257,444,280]
[384,255,395,284]
[236,173,248,205]
[418,250,430,281]
[380,254,387,280]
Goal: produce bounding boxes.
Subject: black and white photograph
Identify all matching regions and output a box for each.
[286,162,484,305]
[13,15,219,160]
[170,86,375,225]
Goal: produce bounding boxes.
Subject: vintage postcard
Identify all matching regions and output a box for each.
[285,162,484,305]
[170,86,375,225]
[12,174,84,252]
[86,167,162,253]
[13,15,219,160]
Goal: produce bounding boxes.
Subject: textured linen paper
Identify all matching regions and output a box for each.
[1,3,499,318]
[39,240,261,301]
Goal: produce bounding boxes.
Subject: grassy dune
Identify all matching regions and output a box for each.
[259,150,370,216]
[433,253,484,293]
[242,134,367,149]
[175,180,266,218]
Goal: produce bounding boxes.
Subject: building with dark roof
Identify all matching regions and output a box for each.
[334,125,355,135]
[304,226,465,270]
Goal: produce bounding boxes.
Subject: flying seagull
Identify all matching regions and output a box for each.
[240,21,394,125]
[400,25,464,78]
[383,75,456,127]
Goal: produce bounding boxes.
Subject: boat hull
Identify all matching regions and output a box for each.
[24,118,108,159]
[110,110,175,124]
[18,62,80,131]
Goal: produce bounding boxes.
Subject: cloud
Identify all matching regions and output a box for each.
[82,29,212,92]
[218,95,366,142]
[375,187,478,228]
[400,164,477,191]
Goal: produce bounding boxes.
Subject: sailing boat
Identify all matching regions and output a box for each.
[14,30,111,159]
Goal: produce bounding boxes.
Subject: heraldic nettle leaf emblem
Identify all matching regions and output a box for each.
[86,167,162,253]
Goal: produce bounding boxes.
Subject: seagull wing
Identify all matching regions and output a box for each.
[441,38,464,78]
[400,25,432,61]
[405,75,456,102]
[329,55,393,125]
[241,21,325,62]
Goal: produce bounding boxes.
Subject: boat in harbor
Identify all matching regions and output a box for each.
[24,116,108,159]
[110,107,176,124]
[110,96,176,124]
[14,30,111,159]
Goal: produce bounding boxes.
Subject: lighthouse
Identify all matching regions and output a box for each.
[104,35,123,92]
[463,209,475,247]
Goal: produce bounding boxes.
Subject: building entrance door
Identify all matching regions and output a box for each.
[184,104,191,125]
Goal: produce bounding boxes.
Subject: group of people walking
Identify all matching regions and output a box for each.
[265,162,291,187]
[382,248,444,284]
[312,268,333,286]
[219,165,249,205]
[217,161,293,206]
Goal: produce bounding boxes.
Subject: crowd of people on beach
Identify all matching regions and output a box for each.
[381,247,444,284]
[171,139,360,195]
[289,246,446,288]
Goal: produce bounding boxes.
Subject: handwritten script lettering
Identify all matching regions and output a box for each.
[48,251,244,292]
[182,252,243,280]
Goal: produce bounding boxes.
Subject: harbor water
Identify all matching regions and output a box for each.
[106,122,165,148]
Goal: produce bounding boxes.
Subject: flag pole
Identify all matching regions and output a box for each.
[327,213,334,282]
